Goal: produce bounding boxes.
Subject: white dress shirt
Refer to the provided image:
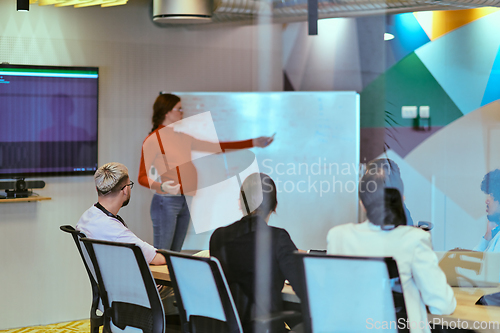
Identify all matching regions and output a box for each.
[76,205,157,263]
[474,231,500,252]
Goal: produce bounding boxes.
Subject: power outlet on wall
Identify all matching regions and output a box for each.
[402,106,417,119]
[419,106,430,118]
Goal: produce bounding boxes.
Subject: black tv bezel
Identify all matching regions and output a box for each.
[0,63,99,179]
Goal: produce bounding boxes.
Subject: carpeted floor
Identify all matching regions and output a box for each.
[0,320,91,333]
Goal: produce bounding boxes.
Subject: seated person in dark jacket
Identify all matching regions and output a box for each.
[209,173,303,333]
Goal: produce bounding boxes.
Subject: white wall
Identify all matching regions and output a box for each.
[0,0,283,329]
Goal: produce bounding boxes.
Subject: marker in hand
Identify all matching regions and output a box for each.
[253,134,276,148]
[266,133,276,147]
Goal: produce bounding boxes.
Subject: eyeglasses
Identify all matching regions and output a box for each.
[172,108,183,113]
[121,181,134,191]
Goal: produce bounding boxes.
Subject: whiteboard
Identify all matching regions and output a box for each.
[170,92,360,250]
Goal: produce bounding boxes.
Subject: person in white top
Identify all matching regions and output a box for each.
[474,169,500,252]
[327,159,456,333]
[76,162,165,265]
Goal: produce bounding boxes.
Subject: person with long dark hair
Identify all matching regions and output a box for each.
[327,159,456,333]
[210,173,304,333]
[138,93,274,251]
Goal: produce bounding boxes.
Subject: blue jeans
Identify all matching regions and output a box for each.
[150,194,192,251]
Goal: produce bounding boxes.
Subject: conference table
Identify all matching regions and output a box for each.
[426,287,500,332]
[149,265,500,332]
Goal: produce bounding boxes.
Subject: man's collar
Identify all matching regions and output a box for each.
[94,202,127,227]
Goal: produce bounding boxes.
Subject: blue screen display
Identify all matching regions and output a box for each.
[0,65,99,178]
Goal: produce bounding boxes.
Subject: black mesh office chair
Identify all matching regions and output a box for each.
[294,253,409,333]
[60,225,104,333]
[159,250,301,333]
[159,250,242,333]
[81,238,170,333]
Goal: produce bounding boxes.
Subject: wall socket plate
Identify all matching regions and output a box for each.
[402,106,417,119]
[419,106,430,118]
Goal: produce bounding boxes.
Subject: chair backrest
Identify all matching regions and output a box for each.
[159,250,243,333]
[60,225,99,288]
[295,253,409,333]
[60,225,105,333]
[82,238,165,333]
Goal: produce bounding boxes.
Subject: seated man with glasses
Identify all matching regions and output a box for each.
[76,162,165,265]
[76,162,181,322]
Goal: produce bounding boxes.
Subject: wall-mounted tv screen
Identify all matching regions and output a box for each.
[0,64,98,179]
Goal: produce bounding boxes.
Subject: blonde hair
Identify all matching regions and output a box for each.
[94,162,129,195]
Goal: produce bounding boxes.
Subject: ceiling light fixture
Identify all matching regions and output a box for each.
[17,0,30,11]
[28,0,127,8]
[384,33,395,41]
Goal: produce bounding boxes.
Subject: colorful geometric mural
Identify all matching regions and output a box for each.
[482,46,500,106]
[361,52,464,158]
[283,8,500,249]
[361,8,500,160]
[361,8,500,249]
[414,8,500,41]
[283,8,500,159]
[385,13,430,69]
[415,10,500,116]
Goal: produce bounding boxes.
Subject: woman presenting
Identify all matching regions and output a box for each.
[139,93,274,251]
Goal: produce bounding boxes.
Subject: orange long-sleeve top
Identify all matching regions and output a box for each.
[138,125,253,196]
